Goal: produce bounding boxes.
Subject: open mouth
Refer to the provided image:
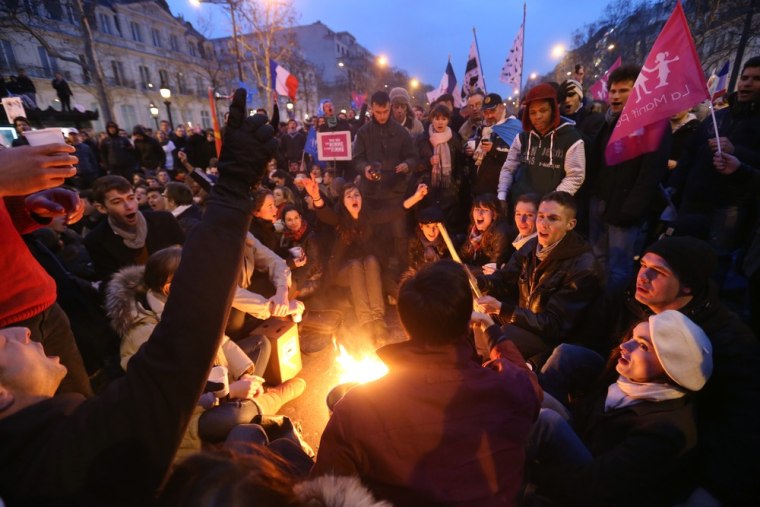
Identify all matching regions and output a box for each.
[618,355,629,366]
[636,284,649,294]
[125,212,137,223]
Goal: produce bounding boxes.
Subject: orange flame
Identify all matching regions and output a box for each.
[333,338,389,385]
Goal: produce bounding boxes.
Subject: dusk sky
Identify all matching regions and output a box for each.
[167,0,612,96]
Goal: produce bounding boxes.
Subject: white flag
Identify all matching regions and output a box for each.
[461,37,485,103]
[499,21,524,89]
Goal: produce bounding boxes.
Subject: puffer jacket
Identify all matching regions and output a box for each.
[480,231,603,342]
[106,265,253,376]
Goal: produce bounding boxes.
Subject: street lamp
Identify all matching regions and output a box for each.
[607,43,616,51]
[551,44,566,59]
[149,103,159,130]
[530,72,538,80]
[410,78,419,90]
[160,87,174,130]
[376,55,388,67]
[191,0,244,81]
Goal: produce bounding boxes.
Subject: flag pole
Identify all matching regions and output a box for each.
[519,2,526,95]
[708,102,722,156]
[472,27,486,93]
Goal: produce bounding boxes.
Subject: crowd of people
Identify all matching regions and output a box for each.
[0,55,759,506]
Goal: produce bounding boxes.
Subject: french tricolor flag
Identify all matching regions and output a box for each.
[708,60,730,101]
[270,59,298,101]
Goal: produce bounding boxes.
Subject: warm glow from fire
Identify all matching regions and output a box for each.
[333,339,389,385]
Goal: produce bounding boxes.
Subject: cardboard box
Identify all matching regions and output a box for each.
[255,318,302,384]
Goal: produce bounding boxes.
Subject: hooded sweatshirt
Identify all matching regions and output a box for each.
[498,84,585,202]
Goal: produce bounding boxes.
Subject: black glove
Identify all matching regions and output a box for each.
[216,88,278,198]
[558,81,574,104]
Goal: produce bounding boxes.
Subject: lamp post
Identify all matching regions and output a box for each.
[160,87,174,130]
[191,0,244,81]
[149,103,159,130]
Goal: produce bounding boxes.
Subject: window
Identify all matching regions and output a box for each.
[139,65,152,89]
[111,60,126,86]
[0,40,17,72]
[38,46,58,77]
[65,2,77,24]
[158,69,169,88]
[188,41,197,57]
[200,110,211,129]
[182,109,194,126]
[113,14,122,36]
[169,35,179,51]
[98,13,111,34]
[195,77,204,95]
[130,21,142,42]
[176,72,187,94]
[120,104,138,131]
[151,28,161,48]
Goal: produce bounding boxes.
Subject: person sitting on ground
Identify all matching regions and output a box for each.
[312,260,541,506]
[0,88,279,504]
[250,187,285,253]
[164,181,203,236]
[84,175,185,283]
[511,192,539,252]
[459,193,511,276]
[108,246,305,446]
[279,204,323,299]
[576,235,760,505]
[146,186,167,211]
[406,207,454,271]
[301,177,428,344]
[528,311,713,506]
[160,446,390,507]
[477,191,602,365]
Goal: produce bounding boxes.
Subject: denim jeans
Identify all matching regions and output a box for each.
[538,343,606,407]
[338,255,385,327]
[197,335,271,443]
[589,197,644,293]
[528,408,593,465]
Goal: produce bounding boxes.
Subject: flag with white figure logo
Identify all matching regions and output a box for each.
[605,1,709,165]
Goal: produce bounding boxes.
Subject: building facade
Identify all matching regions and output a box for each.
[0,0,219,133]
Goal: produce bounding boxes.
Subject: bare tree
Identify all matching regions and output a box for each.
[236,0,298,112]
[0,0,114,121]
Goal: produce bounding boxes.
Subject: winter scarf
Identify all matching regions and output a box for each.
[109,211,147,249]
[429,125,453,189]
[467,226,484,254]
[283,220,309,243]
[605,375,687,412]
[535,236,561,261]
[513,231,537,250]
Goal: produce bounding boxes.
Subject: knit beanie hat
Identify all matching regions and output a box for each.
[522,83,560,132]
[562,79,584,100]
[649,310,713,391]
[644,236,717,295]
[417,207,446,224]
[389,87,411,105]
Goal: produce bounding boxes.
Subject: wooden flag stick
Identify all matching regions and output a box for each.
[436,222,482,298]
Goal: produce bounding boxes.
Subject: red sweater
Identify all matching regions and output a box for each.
[0,197,56,327]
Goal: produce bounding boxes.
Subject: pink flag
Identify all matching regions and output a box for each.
[589,56,621,102]
[605,1,710,166]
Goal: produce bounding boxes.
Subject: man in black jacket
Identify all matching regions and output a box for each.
[100,121,137,181]
[589,65,671,293]
[132,125,165,172]
[354,90,418,274]
[0,89,277,505]
[84,175,185,283]
[577,235,760,506]
[477,191,602,363]
[667,57,760,269]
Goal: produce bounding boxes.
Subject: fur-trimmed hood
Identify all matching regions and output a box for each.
[295,476,392,507]
[105,265,153,338]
